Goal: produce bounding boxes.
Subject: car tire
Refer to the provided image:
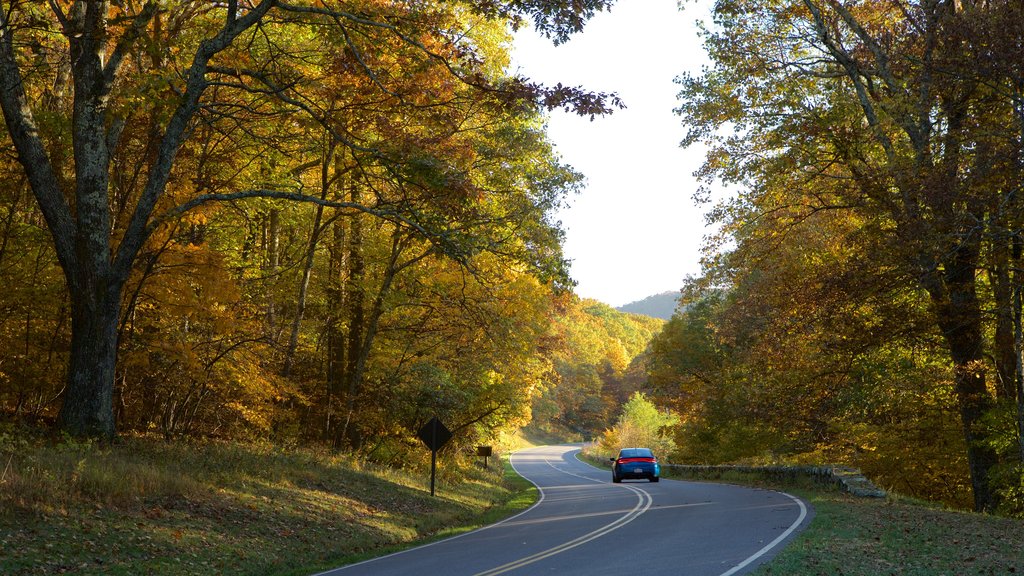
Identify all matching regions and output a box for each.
[612,473,621,483]
[650,476,659,483]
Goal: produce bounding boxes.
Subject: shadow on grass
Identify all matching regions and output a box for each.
[0,431,533,576]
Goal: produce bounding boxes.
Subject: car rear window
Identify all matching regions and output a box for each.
[620,448,653,458]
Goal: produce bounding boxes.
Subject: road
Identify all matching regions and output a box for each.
[314,444,812,576]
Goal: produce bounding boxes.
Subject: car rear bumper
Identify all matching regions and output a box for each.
[614,463,659,479]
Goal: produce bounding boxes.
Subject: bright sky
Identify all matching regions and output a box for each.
[511,0,714,307]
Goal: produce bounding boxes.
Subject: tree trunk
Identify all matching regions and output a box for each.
[57,283,121,439]
[1013,79,1024,469]
[0,0,281,440]
[325,218,347,443]
[929,243,999,512]
[338,182,365,450]
[323,142,352,444]
[1014,264,1024,464]
[265,208,281,336]
[283,205,322,378]
[990,242,1016,400]
[283,141,336,377]
[336,232,420,450]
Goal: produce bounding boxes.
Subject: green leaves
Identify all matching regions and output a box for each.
[0,0,610,450]
[669,0,1024,508]
[598,392,678,457]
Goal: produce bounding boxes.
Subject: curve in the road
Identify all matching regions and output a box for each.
[313,445,812,576]
[475,457,653,576]
[502,449,808,576]
[719,490,807,576]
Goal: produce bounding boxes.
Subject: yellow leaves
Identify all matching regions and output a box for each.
[180,211,208,227]
[224,401,271,431]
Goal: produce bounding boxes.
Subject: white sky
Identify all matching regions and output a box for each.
[511,0,715,307]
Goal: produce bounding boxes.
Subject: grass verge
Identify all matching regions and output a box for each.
[580,453,1023,574]
[753,491,1024,575]
[0,425,537,576]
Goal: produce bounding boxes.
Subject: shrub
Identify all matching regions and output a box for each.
[596,392,677,457]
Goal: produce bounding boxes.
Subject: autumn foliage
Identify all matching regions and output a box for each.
[0,0,616,464]
[656,0,1024,513]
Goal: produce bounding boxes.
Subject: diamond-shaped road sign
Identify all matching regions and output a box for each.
[417,416,452,497]
[417,416,452,451]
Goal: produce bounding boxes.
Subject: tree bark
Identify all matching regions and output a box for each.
[990,241,1017,400]
[265,208,281,336]
[57,281,122,438]
[1014,260,1024,464]
[925,240,999,512]
[283,141,337,377]
[283,208,323,378]
[325,217,347,443]
[338,181,365,450]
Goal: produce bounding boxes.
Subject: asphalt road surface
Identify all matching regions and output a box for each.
[314,444,812,576]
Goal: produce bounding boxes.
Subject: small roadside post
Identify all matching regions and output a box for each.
[416,416,452,497]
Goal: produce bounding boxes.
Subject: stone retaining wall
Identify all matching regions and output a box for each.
[663,463,886,498]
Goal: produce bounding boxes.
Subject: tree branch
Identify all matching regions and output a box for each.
[103,1,161,86]
[112,0,277,281]
[804,0,897,165]
[151,189,461,262]
[0,2,77,276]
[205,65,382,155]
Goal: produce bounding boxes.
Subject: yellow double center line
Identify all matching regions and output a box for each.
[473,461,653,576]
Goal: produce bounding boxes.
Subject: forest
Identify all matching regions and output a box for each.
[4,0,1024,523]
[0,0,629,465]
[648,0,1024,514]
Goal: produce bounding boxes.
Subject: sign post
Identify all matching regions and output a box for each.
[476,445,492,468]
[416,416,452,496]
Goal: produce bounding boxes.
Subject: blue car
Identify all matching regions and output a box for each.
[610,447,660,483]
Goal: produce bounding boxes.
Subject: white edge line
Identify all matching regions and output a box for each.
[571,447,810,576]
[310,449,548,576]
[717,491,808,576]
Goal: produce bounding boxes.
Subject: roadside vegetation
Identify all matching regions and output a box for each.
[0,425,537,576]
[659,0,1024,516]
[756,490,1024,576]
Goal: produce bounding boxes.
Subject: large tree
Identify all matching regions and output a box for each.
[0,0,618,439]
[677,0,1024,511]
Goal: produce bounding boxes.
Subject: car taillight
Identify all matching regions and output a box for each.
[618,457,655,464]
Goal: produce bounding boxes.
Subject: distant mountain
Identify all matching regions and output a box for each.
[616,291,679,320]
